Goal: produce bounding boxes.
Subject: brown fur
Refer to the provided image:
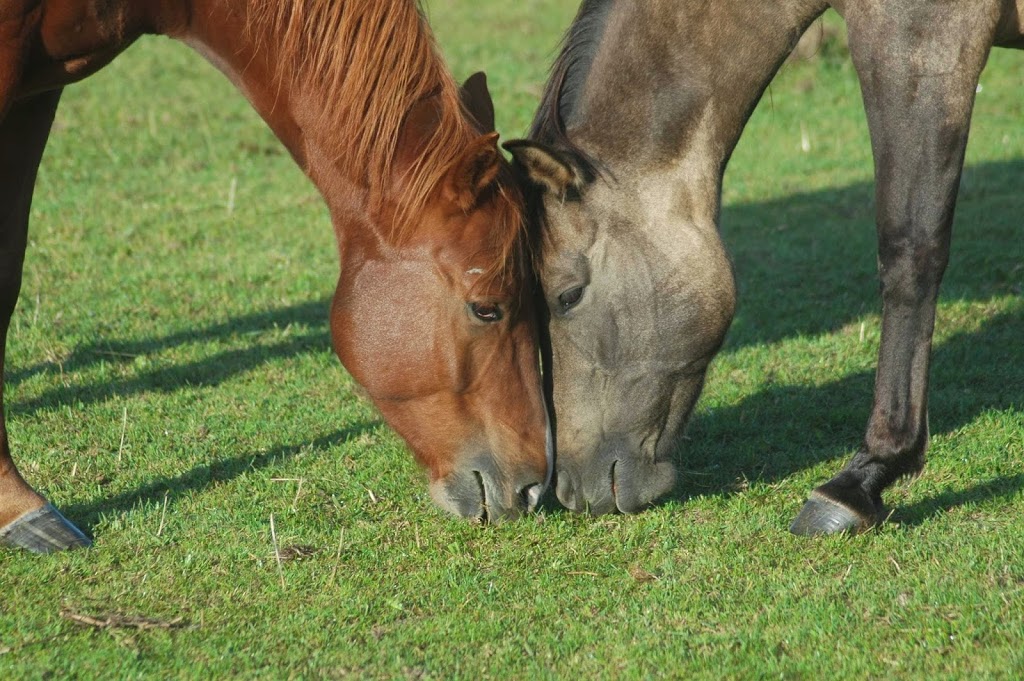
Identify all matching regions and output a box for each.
[0,0,549,541]
[248,1,525,291]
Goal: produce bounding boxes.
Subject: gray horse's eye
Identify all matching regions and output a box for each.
[557,286,585,313]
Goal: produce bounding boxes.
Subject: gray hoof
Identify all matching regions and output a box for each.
[789,491,879,536]
[0,504,92,553]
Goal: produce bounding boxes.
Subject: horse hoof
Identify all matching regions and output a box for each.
[789,491,879,536]
[0,504,92,553]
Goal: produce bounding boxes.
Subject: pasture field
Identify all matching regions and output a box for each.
[2,2,1023,678]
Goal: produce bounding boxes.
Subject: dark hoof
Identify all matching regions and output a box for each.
[790,491,880,536]
[0,504,92,553]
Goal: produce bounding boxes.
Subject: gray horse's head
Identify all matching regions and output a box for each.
[507,140,735,514]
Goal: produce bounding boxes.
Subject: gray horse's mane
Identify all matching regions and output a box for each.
[530,0,615,172]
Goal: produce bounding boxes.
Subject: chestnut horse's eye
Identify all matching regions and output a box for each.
[557,286,585,313]
[469,302,503,323]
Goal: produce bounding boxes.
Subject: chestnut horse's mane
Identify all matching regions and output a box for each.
[250,0,524,279]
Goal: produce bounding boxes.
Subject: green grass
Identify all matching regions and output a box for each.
[2,5,1023,678]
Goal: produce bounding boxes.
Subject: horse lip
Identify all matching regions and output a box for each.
[472,470,489,524]
[610,459,622,513]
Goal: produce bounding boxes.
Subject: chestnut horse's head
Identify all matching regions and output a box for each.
[330,75,550,523]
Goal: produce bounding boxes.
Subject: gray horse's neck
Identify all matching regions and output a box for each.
[564,0,830,223]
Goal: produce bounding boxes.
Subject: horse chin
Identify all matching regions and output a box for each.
[552,405,695,516]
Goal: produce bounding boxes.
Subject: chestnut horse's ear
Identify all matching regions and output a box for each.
[445,132,502,211]
[503,140,582,196]
[460,72,496,133]
[395,94,442,172]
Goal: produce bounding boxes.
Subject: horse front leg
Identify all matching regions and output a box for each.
[790,3,1001,535]
[0,88,91,553]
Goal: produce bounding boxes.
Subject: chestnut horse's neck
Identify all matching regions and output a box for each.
[533,0,830,225]
[153,0,474,242]
[13,0,473,243]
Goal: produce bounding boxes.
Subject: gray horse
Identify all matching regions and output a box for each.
[507,0,1022,533]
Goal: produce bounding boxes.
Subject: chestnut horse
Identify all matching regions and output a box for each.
[508,0,1021,531]
[0,0,552,552]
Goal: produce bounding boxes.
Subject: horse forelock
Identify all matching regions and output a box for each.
[250,0,478,243]
[471,174,532,304]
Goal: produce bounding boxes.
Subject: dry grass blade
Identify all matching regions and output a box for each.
[270,514,285,588]
[156,490,170,537]
[279,544,319,562]
[117,407,128,463]
[628,566,658,583]
[330,528,345,585]
[60,608,188,631]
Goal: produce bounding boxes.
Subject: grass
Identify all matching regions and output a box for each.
[2,4,1022,678]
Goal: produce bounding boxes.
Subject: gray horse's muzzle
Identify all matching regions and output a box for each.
[555,441,676,514]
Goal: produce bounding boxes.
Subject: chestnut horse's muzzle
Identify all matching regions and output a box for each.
[429,463,546,523]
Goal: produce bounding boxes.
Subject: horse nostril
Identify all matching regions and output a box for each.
[519,483,543,512]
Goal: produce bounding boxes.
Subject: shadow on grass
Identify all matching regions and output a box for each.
[888,473,1024,528]
[7,298,333,418]
[8,160,1022,528]
[721,158,1024,350]
[669,306,1024,525]
[7,161,1020,419]
[64,421,381,532]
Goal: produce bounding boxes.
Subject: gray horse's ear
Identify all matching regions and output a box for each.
[460,72,496,133]
[503,140,582,196]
